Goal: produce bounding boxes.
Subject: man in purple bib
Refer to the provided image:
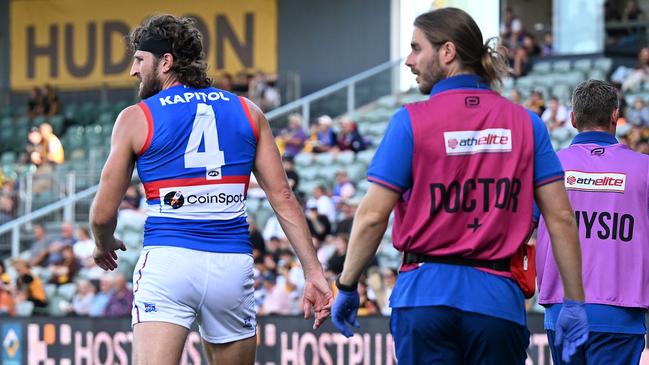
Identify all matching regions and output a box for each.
[537,80,649,364]
[331,7,588,365]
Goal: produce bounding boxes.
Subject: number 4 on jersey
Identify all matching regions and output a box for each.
[185,103,225,180]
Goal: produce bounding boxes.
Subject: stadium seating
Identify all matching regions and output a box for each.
[507,57,613,104]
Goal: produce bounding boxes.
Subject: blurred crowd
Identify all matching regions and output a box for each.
[215,71,281,112]
[275,113,369,159]
[6,1,649,318]
[0,177,398,317]
[499,7,554,78]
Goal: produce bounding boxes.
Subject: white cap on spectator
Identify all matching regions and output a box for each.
[318,115,333,126]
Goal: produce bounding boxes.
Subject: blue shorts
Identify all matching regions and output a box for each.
[547,330,645,365]
[391,306,530,365]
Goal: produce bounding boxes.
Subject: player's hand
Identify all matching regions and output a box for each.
[332,285,360,338]
[303,271,334,330]
[555,299,589,362]
[93,238,127,271]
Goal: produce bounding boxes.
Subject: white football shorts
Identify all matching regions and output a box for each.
[131,246,256,343]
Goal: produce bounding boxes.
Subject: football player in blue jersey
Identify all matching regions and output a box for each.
[90,14,332,365]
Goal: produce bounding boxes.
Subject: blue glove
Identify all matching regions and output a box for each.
[332,286,360,338]
[555,299,589,363]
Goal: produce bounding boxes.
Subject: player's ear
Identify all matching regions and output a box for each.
[611,108,619,125]
[160,53,174,73]
[570,111,577,129]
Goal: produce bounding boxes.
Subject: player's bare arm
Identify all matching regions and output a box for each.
[89,105,147,271]
[246,97,333,328]
[339,184,400,286]
[535,180,585,301]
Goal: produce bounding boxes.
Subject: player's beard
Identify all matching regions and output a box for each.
[416,54,446,95]
[139,63,163,99]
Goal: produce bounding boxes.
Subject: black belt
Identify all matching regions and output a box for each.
[403,253,511,272]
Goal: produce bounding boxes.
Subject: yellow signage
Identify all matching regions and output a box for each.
[10,0,277,89]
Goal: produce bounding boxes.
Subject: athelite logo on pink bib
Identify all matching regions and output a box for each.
[444,128,512,155]
[564,170,626,193]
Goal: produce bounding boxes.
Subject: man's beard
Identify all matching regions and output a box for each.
[139,64,163,99]
[417,57,445,95]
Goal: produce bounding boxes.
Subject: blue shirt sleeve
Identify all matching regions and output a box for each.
[367,107,414,192]
[529,110,564,186]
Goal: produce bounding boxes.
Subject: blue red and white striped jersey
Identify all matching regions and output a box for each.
[135,84,258,253]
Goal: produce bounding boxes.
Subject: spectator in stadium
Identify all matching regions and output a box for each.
[376,268,397,316]
[29,223,54,267]
[26,86,44,118]
[525,89,546,116]
[258,272,294,315]
[119,184,142,211]
[537,80,648,365]
[90,14,331,365]
[326,233,348,275]
[248,217,266,260]
[357,281,379,316]
[216,73,234,92]
[509,89,523,104]
[59,222,77,246]
[282,156,300,192]
[48,245,79,285]
[305,199,331,244]
[22,126,45,168]
[0,195,14,224]
[332,170,356,203]
[42,84,61,116]
[542,96,570,131]
[626,97,649,127]
[73,226,95,267]
[541,32,554,57]
[0,261,10,285]
[262,215,288,242]
[334,198,359,235]
[623,0,646,21]
[336,116,367,153]
[39,123,64,165]
[13,259,48,310]
[332,8,586,364]
[622,47,649,91]
[309,115,338,153]
[511,33,540,77]
[103,273,133,317]
[249,71,281,111]
[310,185,336,223]
[71,279,96,316]
[0,273,15,317]
[89,275,113,317]
[276,113,307,158]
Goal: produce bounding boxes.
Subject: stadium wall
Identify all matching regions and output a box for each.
[278,0,391,95]
[3,314,639,365]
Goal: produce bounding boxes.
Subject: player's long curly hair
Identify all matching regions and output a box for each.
[414,8,510,90]
[129,15,212,89]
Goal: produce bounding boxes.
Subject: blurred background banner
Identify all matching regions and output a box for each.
[0,314,571,365]
[9,0,278,90]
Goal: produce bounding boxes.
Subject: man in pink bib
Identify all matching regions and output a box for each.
[537,80,649,364]
[331,7,588,365]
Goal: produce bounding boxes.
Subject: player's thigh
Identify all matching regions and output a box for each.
[585,332,645,365]
[198,253,256,345]
[133,322,189,365]
[391,306,463,365]
[202,335,257,365]
[131,246,203,329]
[460,310,529,365]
